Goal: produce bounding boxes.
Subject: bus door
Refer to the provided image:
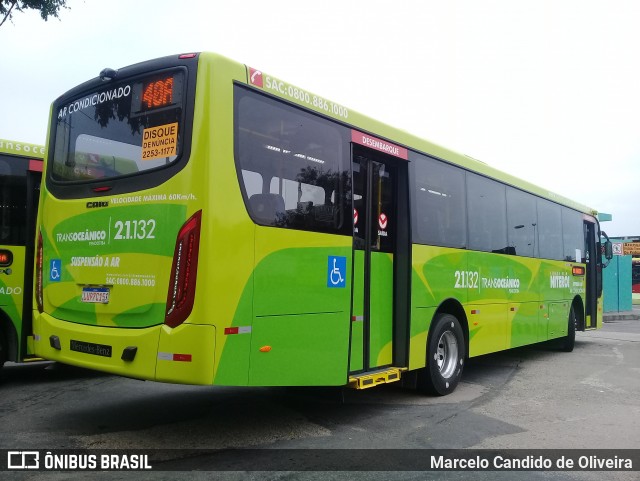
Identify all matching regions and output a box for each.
[21,161,42,354]
[583,219,600,329]
[350,146,408,373]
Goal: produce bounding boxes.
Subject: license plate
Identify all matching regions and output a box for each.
[70,340,112,358]
[81,287,110,304]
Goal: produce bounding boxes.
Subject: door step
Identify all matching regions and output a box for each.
[348,367,405,390]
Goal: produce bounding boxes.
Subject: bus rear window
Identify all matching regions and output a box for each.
[51,69,186,182]
[0,154,29,245]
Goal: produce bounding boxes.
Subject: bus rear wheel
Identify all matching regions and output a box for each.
[417,313,466,396]
[0,332,6,380]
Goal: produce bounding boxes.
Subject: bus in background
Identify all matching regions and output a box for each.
[633,258,640,295]
[33,53,612,395]
[0,139,44,376]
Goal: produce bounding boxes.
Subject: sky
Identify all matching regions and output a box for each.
[1,0,639,237]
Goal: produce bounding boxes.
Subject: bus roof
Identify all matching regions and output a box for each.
[202,52,597,216]
[0,138,45,159]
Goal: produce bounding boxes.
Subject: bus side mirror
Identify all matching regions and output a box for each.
[604,241,613,260]
[601,230,613,267]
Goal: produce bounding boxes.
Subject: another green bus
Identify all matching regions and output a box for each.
[0,139,44,375]
[33,53,611,394]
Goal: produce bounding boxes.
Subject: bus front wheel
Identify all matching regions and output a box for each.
[417,313,466,396]
[560,306,576,352]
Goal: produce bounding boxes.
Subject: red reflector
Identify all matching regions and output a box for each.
[93,186,112,192]
[572,266,585,276]
[471,309,480,315]
[173,354,192,362]
[225,327,239,335]
[29,159,43,172]
[179,53,197,59]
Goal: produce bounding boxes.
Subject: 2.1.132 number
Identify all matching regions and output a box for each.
[113,219,156,240]
[454,270,479,289]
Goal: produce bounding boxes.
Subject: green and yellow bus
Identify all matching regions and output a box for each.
[33,53,611,395]
[0,139,44,375]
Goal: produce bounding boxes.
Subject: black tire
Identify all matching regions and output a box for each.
[560,306,576,352]
[417,313,466,396]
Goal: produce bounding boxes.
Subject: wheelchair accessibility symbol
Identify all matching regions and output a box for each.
[50,259,62,282]
[327,256,346,288]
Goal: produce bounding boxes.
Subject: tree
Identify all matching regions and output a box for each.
[0,0,68,28]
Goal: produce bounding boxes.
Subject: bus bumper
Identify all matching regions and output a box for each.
[33,312,216,385]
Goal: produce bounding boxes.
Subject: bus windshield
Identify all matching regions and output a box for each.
[52,69,186,183]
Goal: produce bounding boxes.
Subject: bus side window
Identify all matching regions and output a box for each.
[235,86,349,235]
[561,207,583,262]
[507,187,537,257]
[537,199,563,261]
[410,153,466,249]
[467,173,507,254]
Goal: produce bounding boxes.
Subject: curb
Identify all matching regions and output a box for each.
[603,312,640,322]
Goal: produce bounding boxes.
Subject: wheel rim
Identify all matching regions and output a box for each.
[436,330,458,379]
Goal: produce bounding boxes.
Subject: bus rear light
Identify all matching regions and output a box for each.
[179,53,197,59]
[165,211,202,328]
[36,231,43,313]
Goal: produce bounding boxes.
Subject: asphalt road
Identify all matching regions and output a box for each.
[1,311,639,480]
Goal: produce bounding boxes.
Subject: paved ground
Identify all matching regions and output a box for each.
[1,311,639,480]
